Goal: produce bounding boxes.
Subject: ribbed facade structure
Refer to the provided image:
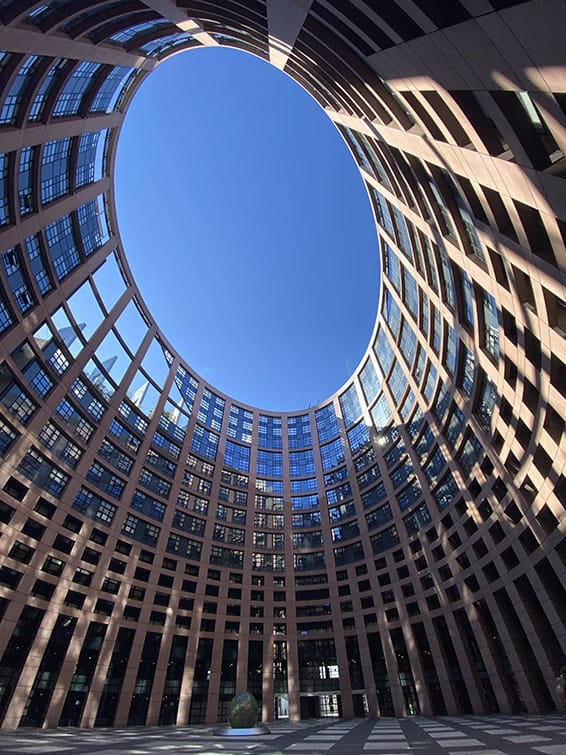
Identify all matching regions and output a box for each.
[0,0,564,729]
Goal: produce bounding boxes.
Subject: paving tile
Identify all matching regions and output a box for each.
[1,716,566,755]
[479,729,519,735]
[433,739,484,748]
[286,743,334,750]
[431,732,467,737]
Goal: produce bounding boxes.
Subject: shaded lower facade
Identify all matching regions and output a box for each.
[0,0,565,730]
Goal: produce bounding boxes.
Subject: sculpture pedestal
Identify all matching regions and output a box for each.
[215,724,271,736]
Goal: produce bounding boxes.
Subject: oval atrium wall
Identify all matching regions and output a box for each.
[0,0,565,729]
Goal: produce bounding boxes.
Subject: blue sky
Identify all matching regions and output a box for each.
[115,47,379,412]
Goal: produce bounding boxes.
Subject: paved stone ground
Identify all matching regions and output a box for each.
[0,715,565,754]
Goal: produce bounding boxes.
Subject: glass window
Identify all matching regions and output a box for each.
[256,450,283,477]
[0,54,41,125]
[139,467,171,499]
[423,364,437,402]
[291,494,319,511]
[2,246,35,313]
[387,361,407,404]
[190,424,218,461]
[18,447,69,497]
[482,291,500,358]
[1,377,37,424]
[77,195,110,255]
[39,421,81,468]
[397,479,422,510]
[370,525,399,555]
[343,126,372,172]
[433,472,459,510]
[445,405,465,448]
[227,405,253,443]
[320,438,345,472]
[44,214,79,281]
[362,482,387,509]
[391,205,413,260]
[110,19,169,44]
[339,384,361,427]
[457,432,483,476]
[365,502,392,529]
[0,152,12,225]
[315,404,339,442]
[347,422,370,454]
[40,137,71,204]
[374,326,394,377]
[458,347,475,398]
[474,372,497,434]
[403,502,431,535]
[460,269,474,327]
[98,438,133,474]
[174,365,198,415]
[292,511,321,528]
[224,440,250,473]
[258,415,282,449]
[431,305,442,354]
[53,60,101,117]
[357,463,380,489]
[287,414,312,449]
[399,319,417,368]
[326,482,352,505]
[437,246,456,309]
[402,267,418,319]
[29,58,69,122]
[421,234,439,293]
[360,359,380,404]
[444,324,457,375]
[290,477,317,493]
[383,243,401,292]
[415,424,434,459]
[139,31,196,57]
[23,360,53,397]
[90,66,132,113]
[370,394,392,432]
[0,417,17,454]
[18,146,36,217]
[76,129,108,187]
[23,241,50,300]
[372,190,394,238]
[56,398,93,441]
[424,447,446,483]
[289,449,315,477]
[198,388,224,431]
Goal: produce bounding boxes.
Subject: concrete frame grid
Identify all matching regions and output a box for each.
[0,0,563,732]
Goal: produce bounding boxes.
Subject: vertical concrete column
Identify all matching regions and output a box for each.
[334,632,354,718]
[356,631,379,717]
[176,627,200,724]
[262,639,275,721]
[382,629,407,717]
[286,632,301,721]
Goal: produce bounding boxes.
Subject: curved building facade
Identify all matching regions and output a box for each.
[0,0,565,729]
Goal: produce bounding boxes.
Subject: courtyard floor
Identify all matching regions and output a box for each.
[0,715,565,754]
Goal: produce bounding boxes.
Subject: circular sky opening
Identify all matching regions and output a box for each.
[115,47,379,412]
